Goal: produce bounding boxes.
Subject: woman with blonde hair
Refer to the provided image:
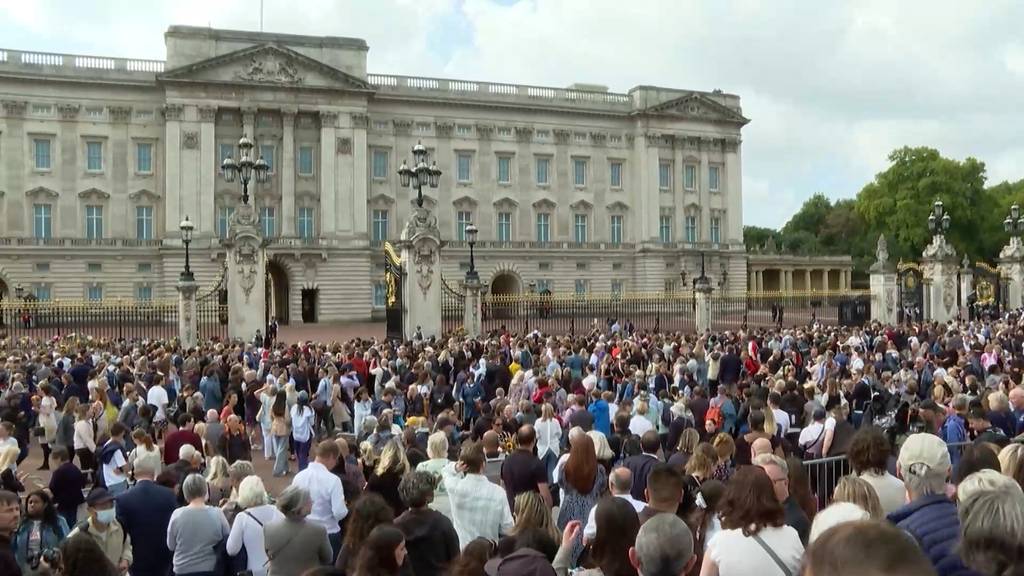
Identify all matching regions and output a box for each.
[711,432,736,481]
[415,431,451,517]
[669,428,701,471]
[832,475,883,519]
[367,439,411,515]
[536,402,562,485]
[509,490,559,541]
[999,443,1024,490]
[129,429,161,476]
[205,455,233,504]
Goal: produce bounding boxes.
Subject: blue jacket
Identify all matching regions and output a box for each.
[940,415,968,468]
[115,480,178,576]
[13,516,69,567]
[588,399,610,436]
[887,494,977,576]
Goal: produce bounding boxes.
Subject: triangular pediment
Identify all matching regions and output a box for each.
[159,44,373,92]
[128,189,161,202]
[26,187,58,199]
[451,195,478,208]
[532,198,557,210]
[368,193,395,206]
[78,187,110,200]
[493,196,519,209]
[639,93,749,125]
[607,201,630,212]
[570,199,594,211]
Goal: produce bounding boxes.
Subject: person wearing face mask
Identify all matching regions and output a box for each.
[66,487,132,574]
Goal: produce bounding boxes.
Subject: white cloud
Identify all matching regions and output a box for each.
[3,0,1023,228]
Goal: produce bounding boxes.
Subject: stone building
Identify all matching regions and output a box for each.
[0,26,850,325]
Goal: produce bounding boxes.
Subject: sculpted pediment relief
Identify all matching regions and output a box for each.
[607,201,630,212]
[639,93,749,125]
[78,188,110,200]
[570,199,594,211]
[532,198,557,210]
[451,195,478,208]
[159,44,372,92]
[368,193,396,206]
[128,189,162,202]
[26,187,59,200]
[493,196,519,209]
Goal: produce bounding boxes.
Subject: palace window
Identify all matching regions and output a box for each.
[709,165,720,192]
[456,153,472,183]
[34,284,51,301]
[684,164,697,190]
[497,212,512,242]
[536,213,550,243]
[34,204,52,239]
[573,214,588,243]
[497,156,512,184]
[685,215,698,243]
[217,206,235,239]
[575,279,589,295]
[297,207,315,239]
[659,215,672,244]
[610,215,623,244]
[260,207,277,237]
[136,206,154,240]
[86,141,103,172]
[659,161,672,190]
[610,161,623,188]
[372,209,389,242]
[373,282,386,308]
[536,157,550,185]
[85,205,103,239]
[136,285,153,301]
[136,143,153,174]
[456,211,472,241]
[572,158,587,187]
[259,145,275,173]
[87,285,103,301]
[711,215,722,244]
[372,149,389,179]
[34,138,51,170]
[298,146,315,175]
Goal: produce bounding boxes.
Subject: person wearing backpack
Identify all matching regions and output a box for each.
[96,423,129,495]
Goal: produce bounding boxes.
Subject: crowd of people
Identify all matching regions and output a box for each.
[1,312,1024,575]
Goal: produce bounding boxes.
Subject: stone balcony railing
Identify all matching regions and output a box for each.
[0,47,637,110]
[0,48,165,81]
[0,237,164,247]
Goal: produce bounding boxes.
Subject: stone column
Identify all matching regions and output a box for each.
[699,138,712,241]
[922,235,958,323]
[176,278,199,349]
[281,108,296,237]
[755,270,763,292]
[351,114,369,237]
[224,204,267,340]
[319,110,338,236]
[748,270,756,292]
[462,276,482,339]
[822,269,831,291]
[999,238,1024,309]
[804,269,811,291]
[163,104,183,234]
[869,235,897,324]
[695,277,713,333]
[400,206,443,339]
[959,257,973,317]
[198,106,217,237]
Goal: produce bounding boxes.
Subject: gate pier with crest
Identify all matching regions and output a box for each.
[1000,204,1024,310]
[224,203,268,341]
[869,234,899,325]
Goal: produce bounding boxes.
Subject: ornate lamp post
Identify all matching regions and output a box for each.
[13,283,24,301]
[220,135,270,206]
[465,223,479,282]
[927,200,951,238]
[179,215,195,282]
[397,141,441,207]
[1004,204,1023,246]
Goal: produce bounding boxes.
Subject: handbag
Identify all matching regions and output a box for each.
[231,510,263,576]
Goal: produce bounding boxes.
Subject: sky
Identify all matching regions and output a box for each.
[2,0,1023,229]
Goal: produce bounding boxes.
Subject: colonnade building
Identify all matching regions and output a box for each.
[0,26,851,324]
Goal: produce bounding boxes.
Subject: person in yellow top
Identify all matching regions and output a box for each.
[67,487,132,573]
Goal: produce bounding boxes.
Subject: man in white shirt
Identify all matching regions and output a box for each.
[442,441,514,549]
[798,407,828,458]
[99,423,130,495]
[583,467,645,541]
[290,440,348,559]
[768,392,790,438]
[146,381,169,424]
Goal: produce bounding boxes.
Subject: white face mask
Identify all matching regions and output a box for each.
[95,507,116,524]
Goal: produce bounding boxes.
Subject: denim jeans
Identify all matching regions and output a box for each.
[540,450,559,485]
[294,437,312,471]
[273,434,289,476]
[261,426,274,460]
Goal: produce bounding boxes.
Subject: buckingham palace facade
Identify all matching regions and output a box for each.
[0,25,835,325]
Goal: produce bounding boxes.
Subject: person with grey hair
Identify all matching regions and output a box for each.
[583,467,645,541]
[263,485,333,576]
[115,453,177,576]
[226,476,283,576]
[887,433,972,575]
[755,453,810,545]
[394,471,459,576]
[959,488,1024,576]
[628,513,696,576]
[166,473,230,576]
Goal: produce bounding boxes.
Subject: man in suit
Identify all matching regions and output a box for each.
[115,458,177,576]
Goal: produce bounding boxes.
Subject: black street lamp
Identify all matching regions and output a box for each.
[397,140,441,208]
[221,134,270,206]
[694,252,712,291]
[465,223,479,282]
[14,283,24,300]
[927,200,951,237]
[1004,204,1023,238]
[180,215,195,282]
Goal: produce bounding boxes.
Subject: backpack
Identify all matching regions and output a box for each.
[705,402,723,429]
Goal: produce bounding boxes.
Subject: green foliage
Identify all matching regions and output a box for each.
[758,146,1024,275]
[742,226,776,251]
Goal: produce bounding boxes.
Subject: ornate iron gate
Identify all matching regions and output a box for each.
[196,264,229,342]
[441,275,465,336]
[897,262,924,324]
[971,262,1004,320]
[384,242,404,341]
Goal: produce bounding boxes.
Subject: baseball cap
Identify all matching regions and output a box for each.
[86,487,115,507]
[897,433,951,475]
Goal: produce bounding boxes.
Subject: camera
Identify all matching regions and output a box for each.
[29,548,60,570]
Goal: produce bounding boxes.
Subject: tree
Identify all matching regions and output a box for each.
[780,193,833,239]
[743,226,776,251]
[855,146,991,262]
